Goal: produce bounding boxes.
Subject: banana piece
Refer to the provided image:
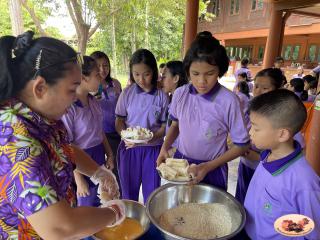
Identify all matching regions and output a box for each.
[166,158,188,168]
[157,163,178,180]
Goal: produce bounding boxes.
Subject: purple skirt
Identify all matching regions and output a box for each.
[235,161,255,204]
[117,141,161,203]
[77,143,105,207]
[174,150,228,190]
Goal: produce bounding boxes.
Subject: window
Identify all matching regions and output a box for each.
[317,47,320,62]
[282,45,300,61]
[251,0,264,11]
[209,0,220,17]
[292,45,300,61]
[308,45,317,62]
[230,0,240,15]
[258,46,265,60]
[226,45,252,60]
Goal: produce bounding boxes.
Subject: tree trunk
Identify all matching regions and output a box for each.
[144,0,150,49]
[131,24,136,54]
[111,4,117,77]
[9,0,24,36]
[78,23,90,54]
[20,0,47,36]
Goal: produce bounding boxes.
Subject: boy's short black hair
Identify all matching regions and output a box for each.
[183,31,229,78]
[255,68,285,89]
[249,89,307,135]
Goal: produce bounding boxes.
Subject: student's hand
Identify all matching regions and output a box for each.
[156,148,169,166]
[188,163,209,184]
[75,175,90,197]
[124,140,137,149]
[106,155,115,170]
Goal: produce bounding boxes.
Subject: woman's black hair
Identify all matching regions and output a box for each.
[129,49,158,87]
[165,61,188,88]
[290,78,308,101]
[309,80,318,89]
[82,56,98,76]
[0,30,77,102]
[90,51,112,83]
[237,81,250,98]
[183,31,229,78]
[255,68,285,89]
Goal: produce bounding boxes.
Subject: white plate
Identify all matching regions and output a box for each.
[274,214,314,237]
[122,133,153,144]
[157,170,192,185]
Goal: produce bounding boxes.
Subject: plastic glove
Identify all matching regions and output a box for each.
[90,165,120,200]
[102,199,126,227]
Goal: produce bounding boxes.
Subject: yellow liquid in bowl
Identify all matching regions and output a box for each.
[95,218,144,240]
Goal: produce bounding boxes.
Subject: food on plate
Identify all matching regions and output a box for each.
[95,218,143,240]
[158,203,232,239]
[121,126,153,140]
[157,158,191,181]
[281,218,310,233]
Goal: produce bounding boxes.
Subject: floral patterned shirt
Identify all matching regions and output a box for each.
[0,99,77,240]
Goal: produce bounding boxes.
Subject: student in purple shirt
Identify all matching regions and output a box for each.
[115,49,169,202]
[244,89,320,240]
[286,78,308,101]
[235,81,251,126]
[90,51,122,187]
[236,68,305,204]
[157,32,250,189]
[233,58,252,92]
[62,56,115,209]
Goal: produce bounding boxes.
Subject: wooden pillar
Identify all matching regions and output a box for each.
[184,0,199,56]
[306,83,320,176]
[263,6,284,68]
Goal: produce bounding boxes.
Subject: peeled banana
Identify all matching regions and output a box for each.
[157,158,191,181]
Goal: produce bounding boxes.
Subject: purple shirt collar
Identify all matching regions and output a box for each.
[135,84,157,95]
[74,94,94,108]
[261,141,303,176]
[189,83,221,101]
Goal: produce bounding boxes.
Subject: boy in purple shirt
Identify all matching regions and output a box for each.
[244,89,320,240]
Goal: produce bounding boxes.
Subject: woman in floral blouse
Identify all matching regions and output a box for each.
[0,31,125,239]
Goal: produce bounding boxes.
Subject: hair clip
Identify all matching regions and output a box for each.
[35,49,42,70]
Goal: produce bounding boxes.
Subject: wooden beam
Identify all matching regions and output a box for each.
[290,10,320,18]
[273,0,320,11]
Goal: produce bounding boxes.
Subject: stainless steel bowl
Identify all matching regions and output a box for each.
[94,200,150,240]
[146,184,246,240]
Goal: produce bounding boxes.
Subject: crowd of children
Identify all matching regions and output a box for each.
[1,29,318,239]
[68,32,319,239]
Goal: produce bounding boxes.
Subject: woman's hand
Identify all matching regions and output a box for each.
[156,148,169,166]
[188,163,210,184]
[102,200,126,227]
[75,174,90,197]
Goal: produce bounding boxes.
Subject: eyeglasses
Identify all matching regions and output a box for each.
[33,49,83,79]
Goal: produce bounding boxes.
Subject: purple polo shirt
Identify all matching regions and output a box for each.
[62,95,104,149]
[115,83,170,146]
[245,142,320,239]
[99,79,122,133]
[312,65,320,74]
[169,83,250,161]
[235,67,252,80]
